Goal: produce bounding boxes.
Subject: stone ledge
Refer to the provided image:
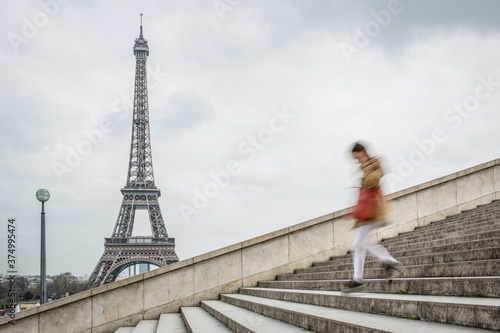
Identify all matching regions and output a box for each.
[91,272,143,296]
[143,257,194,279]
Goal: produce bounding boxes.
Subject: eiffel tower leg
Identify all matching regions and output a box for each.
[84,254,113,289]
[147,198,168,238]
[112,200,135,238]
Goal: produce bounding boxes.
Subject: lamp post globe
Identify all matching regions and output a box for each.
[36,189,50,202]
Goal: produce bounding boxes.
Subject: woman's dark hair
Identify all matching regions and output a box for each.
[351,142,366,153]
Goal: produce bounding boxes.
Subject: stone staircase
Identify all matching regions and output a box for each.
[114,200,500,332]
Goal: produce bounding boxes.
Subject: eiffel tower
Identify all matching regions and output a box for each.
[85,15,179,289]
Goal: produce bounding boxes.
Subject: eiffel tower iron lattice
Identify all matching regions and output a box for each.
[85,16,179,289]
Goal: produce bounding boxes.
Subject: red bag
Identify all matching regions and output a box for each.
[351,189,380,220]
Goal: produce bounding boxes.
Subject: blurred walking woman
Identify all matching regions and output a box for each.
[342,142,404,293]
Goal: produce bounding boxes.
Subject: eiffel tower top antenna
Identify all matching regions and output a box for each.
[140,13,143,37]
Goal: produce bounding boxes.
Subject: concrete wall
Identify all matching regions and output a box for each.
[2,159,499,333]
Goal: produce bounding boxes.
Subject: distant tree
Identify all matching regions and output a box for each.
[0,280,7,295]
[0,280,8,306]
[0,273,84,305]
[0,277,29,305]
[28,282,40,299]
[47,273,85,299]
[16,276,29,293]
[24,291,33,301]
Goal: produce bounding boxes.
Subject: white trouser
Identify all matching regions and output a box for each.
[352,222,398,283]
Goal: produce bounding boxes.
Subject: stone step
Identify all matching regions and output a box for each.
[238,288,500,331]
[425,203,500,220]
[419,208,500,225]
[319,237,500,266]
[389,214,499,233]
[302,247,500,273]
[201,300,306,332]
[384,220,498,243]
[442,210,500,220]
[181,307,233,333]
[278,259,500,280]
[380,223,500,247]
[220,293,490,332]
[115,328,135,333]
[433,213,499,225]
[414,202,500,225]
[450,204,500,217]
[380,226,500,248]
[321,232,500,267]
[132,320,158,333]
[157,313,188,333]
[319,244,499,271]
[389,214,500,235]
[385,214,499,234]
[388,237,499,258]
[378,232,499,254]
[258,276,500,297]
[408,213,500,230]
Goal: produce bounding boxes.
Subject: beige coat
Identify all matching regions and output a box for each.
[353,157,388,228]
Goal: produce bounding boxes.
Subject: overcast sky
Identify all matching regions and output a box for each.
[1,0,500,277]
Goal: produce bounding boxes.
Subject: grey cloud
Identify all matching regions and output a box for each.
[157,89,216,136]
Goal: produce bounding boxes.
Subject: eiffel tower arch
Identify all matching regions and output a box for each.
[85,15,179,289]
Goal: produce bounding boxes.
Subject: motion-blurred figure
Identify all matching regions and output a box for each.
[342,142,404,293]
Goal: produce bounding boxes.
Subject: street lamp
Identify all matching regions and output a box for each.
[36,189,50,305]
